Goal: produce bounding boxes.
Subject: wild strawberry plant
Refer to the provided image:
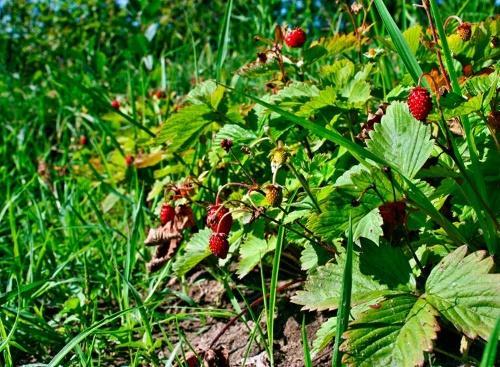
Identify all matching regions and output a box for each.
[1,0,499,366]
[143,7,500,367]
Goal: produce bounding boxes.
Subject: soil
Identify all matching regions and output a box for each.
[168,275,332,367]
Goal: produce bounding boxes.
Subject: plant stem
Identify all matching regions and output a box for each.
[421,0,451,91]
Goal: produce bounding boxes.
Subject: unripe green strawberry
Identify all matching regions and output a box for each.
[457,22,472,41]
[265,185,283,207]
[408,86,433,121]
[270,146,289,168]
[209,233,229,259]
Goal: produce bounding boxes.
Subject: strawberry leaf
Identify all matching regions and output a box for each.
[237,235,275,278]
[366,101,434,179]
[341,295,439,367]
[424,245,500,340]
[291,250,404,311]
[154,104,216,152]
[172,229,211,276]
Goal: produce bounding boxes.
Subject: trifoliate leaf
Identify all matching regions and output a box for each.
[341,295,439,367]
[367,101,434,179]
[172,229,211,276]
[424,246,500,340]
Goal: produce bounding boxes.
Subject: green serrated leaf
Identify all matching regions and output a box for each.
[237,235,275,278]
[300,243,332,271]
[367,102,434,179]
[291,251,397,311]
[358,239,415,290]
[214,124,257,147]
[341,295,439,367]
[187,80,218,105]
[312,317,338,356]
[353,208,383,245]
[424,245,500,340]
[402,25,423,55]
[154,104,215,152]
[172,229,211,276]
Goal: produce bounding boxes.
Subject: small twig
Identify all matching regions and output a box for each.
[230,150,255,183]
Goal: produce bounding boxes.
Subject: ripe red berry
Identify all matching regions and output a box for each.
[408,86,433,121]
[125,155,134,166]
[79,135,87,146]
[220,138,233,152]
[487,111,500,131]
[457,22,472,41]
[155,90,166,99]
[206,204,233,235]
[111,99,120,109]
[285,27,306,48]
[160,203,175,225]
[379,201,407,235]
[209,233,229,259]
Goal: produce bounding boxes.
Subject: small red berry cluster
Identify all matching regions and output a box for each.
[206,202,233,259]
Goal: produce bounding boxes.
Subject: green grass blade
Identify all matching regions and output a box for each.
[480,317,500,367]
[216,0,233,81]
[373,0,424,84]
[267,222,286,366]
[302,315,313,367]
[47,306,141,367]
[427,0,496,253]
[332,214,353,367]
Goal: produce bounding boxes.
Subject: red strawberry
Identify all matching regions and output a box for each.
[79,135,87,146]
[379,201,407,236]
[206,204,233,234]
[111,99,120,109]
[155,90,166,99]
[125,155,134,166]
[285,27,306,48]
[160,203,175,225]
[408,86,432,121]
[220,138,233,152]
[209,232,229,259]
[457,22,472,41]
